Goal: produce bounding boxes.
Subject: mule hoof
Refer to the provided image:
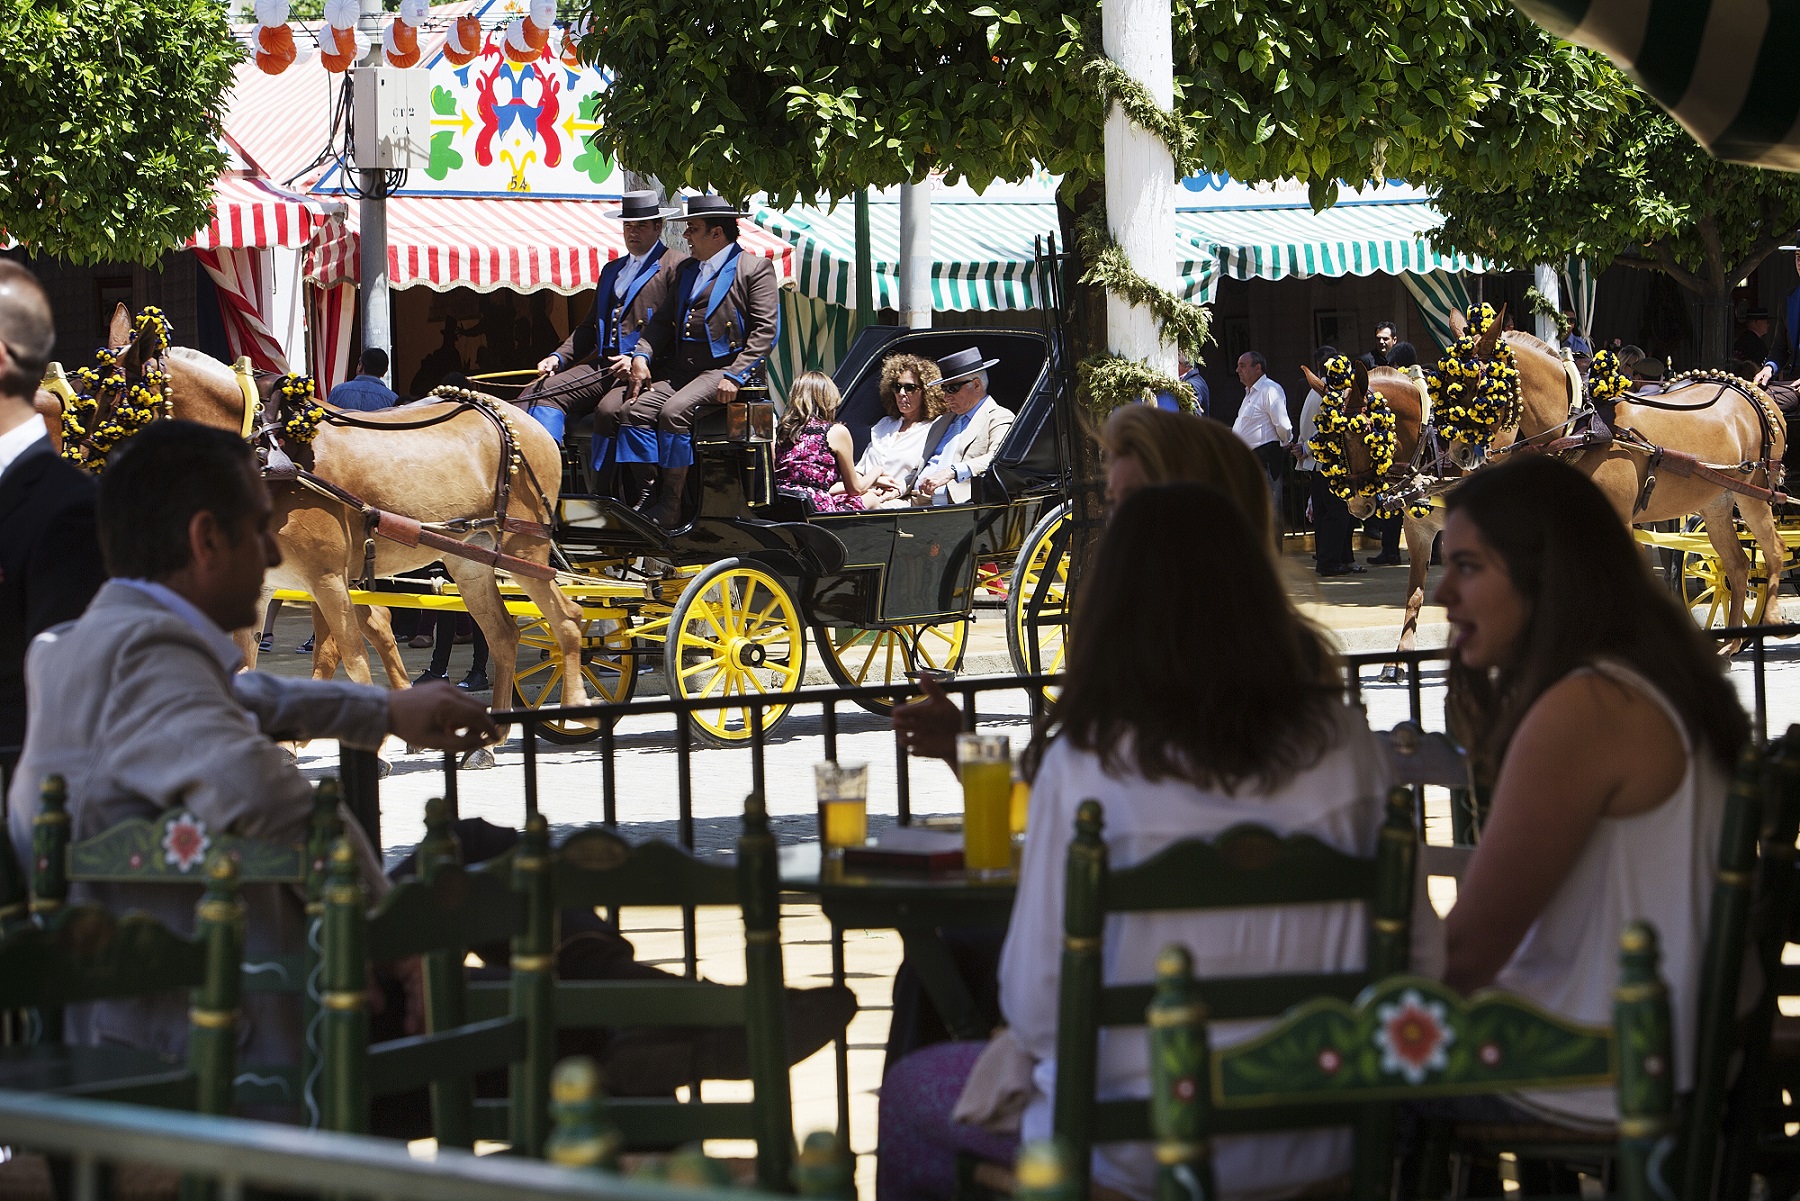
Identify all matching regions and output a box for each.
[460,747,496,771]
[377,757,393,780]
[1378,666,1399,684]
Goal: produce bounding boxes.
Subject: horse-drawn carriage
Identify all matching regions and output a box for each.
[449,323,1080,745]
[42,296,1082,748]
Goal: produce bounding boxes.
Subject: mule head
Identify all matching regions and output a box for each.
[1348,360,1369,416]
[1301,365,1327,396]
[1447,308,1467,340]
[105,303,131,353]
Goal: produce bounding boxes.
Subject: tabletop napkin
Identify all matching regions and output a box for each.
[951,1026,1036,1134]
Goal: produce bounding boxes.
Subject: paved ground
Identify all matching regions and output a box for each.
[248,534,1800,1190]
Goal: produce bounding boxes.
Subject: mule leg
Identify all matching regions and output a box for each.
[443,561,522,716]
[514,573,591,710]
[356,604,411,689]
[236,585,276,669]
[307,604,349,681]
[1697,496,1753,641]
[1738,499,1788,625]
[311,581,376,685]
[1387,513,1440,682]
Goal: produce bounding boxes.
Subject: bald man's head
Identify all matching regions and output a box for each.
[0,261,54,402]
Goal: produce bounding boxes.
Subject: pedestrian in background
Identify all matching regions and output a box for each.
[1295,347,1360,577]
[1231,351,1291,527]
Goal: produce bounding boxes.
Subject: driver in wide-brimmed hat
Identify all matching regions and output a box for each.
[516,188,687,494]
[908,346,1014,506]
[617,195,782,527]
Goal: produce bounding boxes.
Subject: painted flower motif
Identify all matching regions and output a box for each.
[1317,1047,1343,1075]
[1375,990,1455,1084]
[1478,1042,1502,1067]
[162,812,212,872]
[1172,1076,1196,1102]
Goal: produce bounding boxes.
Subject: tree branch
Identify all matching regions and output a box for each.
[1696,214,1727,291]
[1645,241,1713,295]
[1725,222,1800,291]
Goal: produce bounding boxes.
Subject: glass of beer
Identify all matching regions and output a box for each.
[958,734,1013,874]
[814,761,869,857]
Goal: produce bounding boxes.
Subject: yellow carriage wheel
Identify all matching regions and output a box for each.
[1680,547,1777,631]
[511,615,637,744]
[1006,502,1071,699]
[814,620,970,716]
[665,560,805,747]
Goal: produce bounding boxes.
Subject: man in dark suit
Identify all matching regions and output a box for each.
[0,262,106,774]
[520,191,686,498]
[621,195,781,528]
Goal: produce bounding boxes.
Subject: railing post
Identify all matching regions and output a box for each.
[190,854,244,1118]
[738,792,794,1191]
[1146,944,1212,1201]
[337,746,381,851]
[510,812,555,1158]
[1616,922,1675,1201]
[419,798,474,1149]
[302,779,343,1130]
[31,774,70,916]
[544,1056,621,1171]
[320,839,369,1135]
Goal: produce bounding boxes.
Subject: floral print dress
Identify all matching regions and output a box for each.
[775,419,863,513]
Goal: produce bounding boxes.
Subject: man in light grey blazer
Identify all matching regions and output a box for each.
[6,421,496,1078]
[910,346,1015,506]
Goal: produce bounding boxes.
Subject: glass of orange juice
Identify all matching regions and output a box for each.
[1009,767,1030,838]
[958,734,1013,875]
[813,761,869,857]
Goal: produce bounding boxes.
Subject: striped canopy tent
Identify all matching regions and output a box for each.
[1175,176,1488,350]
[1514,0,1800,170]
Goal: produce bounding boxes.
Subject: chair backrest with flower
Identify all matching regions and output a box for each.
[1050,788,1417,1199]
[1144,924,1676,1201]
[27,774,340,1114]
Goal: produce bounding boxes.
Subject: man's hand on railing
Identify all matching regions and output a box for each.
[892,674,961,771]
[390,681,500,752]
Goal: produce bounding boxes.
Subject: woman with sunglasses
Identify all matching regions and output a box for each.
[848,354,943,506]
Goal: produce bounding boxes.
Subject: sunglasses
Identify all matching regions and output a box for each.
[895,383,921,393]
[942,378,977,394]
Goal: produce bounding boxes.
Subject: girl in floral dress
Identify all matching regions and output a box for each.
[774,371,872,514]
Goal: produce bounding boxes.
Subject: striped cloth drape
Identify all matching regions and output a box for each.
[305,282,358,400]
[194,247,292,374]
[1400,271,1476,354]
[769,292,853,400]
[1560,256,1596,340]
[1513,0,1800,170]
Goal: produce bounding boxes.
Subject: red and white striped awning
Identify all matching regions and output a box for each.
[304,196,795,294]
[188,172,335,251]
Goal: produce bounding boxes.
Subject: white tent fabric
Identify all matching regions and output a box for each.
[1400,271,1476,354]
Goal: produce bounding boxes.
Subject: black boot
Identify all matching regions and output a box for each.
[617,463,657,510]
[639,466,690,529]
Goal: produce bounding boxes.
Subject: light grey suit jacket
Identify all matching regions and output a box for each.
[913,396,1016,505]
[7,581,390,1073]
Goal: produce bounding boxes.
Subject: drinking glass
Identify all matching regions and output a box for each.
[958,734,1013,873]
[814,761,869,855]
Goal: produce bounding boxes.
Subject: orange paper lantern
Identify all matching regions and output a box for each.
[383,20,419,67]
[521,18,549,49]
[321,46,355,72]
[444,15,483,65]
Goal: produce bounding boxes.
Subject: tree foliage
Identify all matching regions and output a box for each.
[1431,93,1800,304]
[1,0,239,265]
[574,0,1623,208]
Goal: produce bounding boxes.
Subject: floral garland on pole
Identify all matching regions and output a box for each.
[1426,303,1521,450]
[1072,27,1213,420]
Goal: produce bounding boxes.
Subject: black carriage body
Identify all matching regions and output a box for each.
[552,327,1064,625]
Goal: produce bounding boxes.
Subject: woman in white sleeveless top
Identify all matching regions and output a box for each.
[1433,455,1746,1129]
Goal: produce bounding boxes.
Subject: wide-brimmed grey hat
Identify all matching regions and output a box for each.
[603,190,679,221]
[683,194,752,219]
[936,346,1000,385]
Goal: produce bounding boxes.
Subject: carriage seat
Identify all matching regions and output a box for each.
[693,396,776,444]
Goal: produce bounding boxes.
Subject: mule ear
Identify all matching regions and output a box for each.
[1474,309,1504,361]
[1348,360,1369,413]
[107,303,131,349]
[1447,308,1467,340]
[1301,365,1326,395]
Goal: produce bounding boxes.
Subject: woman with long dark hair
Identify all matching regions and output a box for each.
[1435,454,1745,1127]
[877,483,1430,1201]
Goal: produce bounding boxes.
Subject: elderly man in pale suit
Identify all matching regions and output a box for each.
[910,346,1015,506]
[6,421,495,1078]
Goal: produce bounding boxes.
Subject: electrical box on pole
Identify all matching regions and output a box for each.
[351,66,431,171]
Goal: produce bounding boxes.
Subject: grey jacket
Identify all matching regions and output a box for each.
[7,581,390,1073]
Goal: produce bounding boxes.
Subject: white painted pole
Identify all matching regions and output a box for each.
[1102,0,1177,376]
[357,0,391,378]
[1533,263,1562,349]
[899,181,932,329]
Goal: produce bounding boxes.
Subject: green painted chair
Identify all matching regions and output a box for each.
[0,851,244,1113]
[28,773,343,1115]
[317,796,532,1149]
[1147,923,1678,1201]
[482,793,808,1193]
[1046,788,1418,1198]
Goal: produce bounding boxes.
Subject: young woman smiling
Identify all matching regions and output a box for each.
[1433,455,1747,1127]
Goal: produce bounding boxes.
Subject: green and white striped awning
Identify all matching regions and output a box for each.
[754,199,1059,312]
[1177,193,1486,291]
[1513,0,1800,170]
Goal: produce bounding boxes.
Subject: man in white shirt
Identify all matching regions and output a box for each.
[1232,349,1292,495]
